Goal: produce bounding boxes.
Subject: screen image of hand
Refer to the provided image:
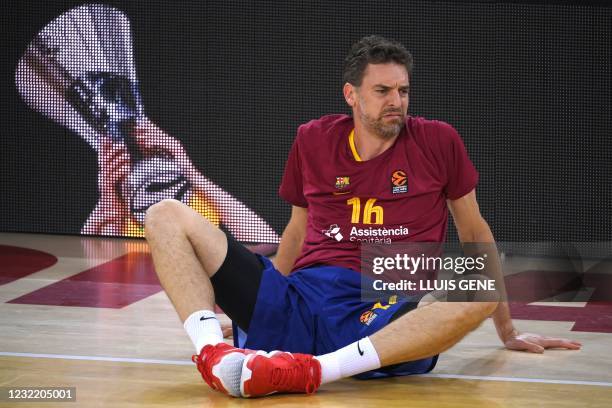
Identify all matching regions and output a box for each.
[83,120,279,243]
[81,138,132,236]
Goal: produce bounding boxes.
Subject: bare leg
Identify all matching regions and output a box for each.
[316,300,497,385]
[144,201,498,396]
[144,199,228,322]
[371,301,498,366]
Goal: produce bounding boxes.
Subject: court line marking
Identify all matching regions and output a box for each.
[0,352,192,366]
[2,351,611,387]
[420,373,612,387]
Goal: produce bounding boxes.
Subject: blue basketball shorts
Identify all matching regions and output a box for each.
[230,255,438,379]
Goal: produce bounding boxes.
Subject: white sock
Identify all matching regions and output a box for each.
[183,310,224,353]
[315,337,381,384]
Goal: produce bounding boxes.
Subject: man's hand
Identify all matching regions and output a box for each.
[221,322,233,339]
[82,137,131,235]
[98,138,131,213]
[134,119,189,162]
[503,329,582,353]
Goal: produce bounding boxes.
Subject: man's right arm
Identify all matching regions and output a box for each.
[272,205,308,275]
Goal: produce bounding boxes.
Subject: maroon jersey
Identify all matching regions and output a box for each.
[279,114,478,272]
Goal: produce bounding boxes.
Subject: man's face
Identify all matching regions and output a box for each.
[351,63,409,139]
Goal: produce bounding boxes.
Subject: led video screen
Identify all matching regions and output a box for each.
[3,1,611,244]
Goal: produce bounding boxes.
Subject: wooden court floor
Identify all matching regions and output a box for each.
[0,233,611,407]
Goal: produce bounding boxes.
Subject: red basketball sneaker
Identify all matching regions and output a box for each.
[240,351,322,397]
[192,343,254,397]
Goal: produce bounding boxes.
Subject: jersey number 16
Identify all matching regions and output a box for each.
[347,197,384,225]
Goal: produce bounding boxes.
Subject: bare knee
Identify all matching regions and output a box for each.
[144,199,187,237]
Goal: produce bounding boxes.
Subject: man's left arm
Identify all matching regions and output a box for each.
[448,190,582,353]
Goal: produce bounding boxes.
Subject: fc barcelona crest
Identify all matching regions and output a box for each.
[335,176,350,190]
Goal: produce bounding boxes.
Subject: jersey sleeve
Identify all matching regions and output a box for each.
[438,122,479,200]
[278,128,308,207]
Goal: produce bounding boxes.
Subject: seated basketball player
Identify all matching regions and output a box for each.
[144,35,581,398]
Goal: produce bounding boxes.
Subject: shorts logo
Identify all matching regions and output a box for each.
[372,295,398,311]
[391,170,408,194]
[335,176,350,190]
[323,224,343,241]
[360,296,397,325]
[360,310,378,326]
[371,302,391,311]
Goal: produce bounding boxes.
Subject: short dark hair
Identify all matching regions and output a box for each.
[343,35,413,86]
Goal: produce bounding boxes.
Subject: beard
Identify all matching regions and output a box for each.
[358,101,404,139]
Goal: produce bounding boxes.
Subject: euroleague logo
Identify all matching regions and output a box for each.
[391,169,408,194]
[360,310,378,326]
